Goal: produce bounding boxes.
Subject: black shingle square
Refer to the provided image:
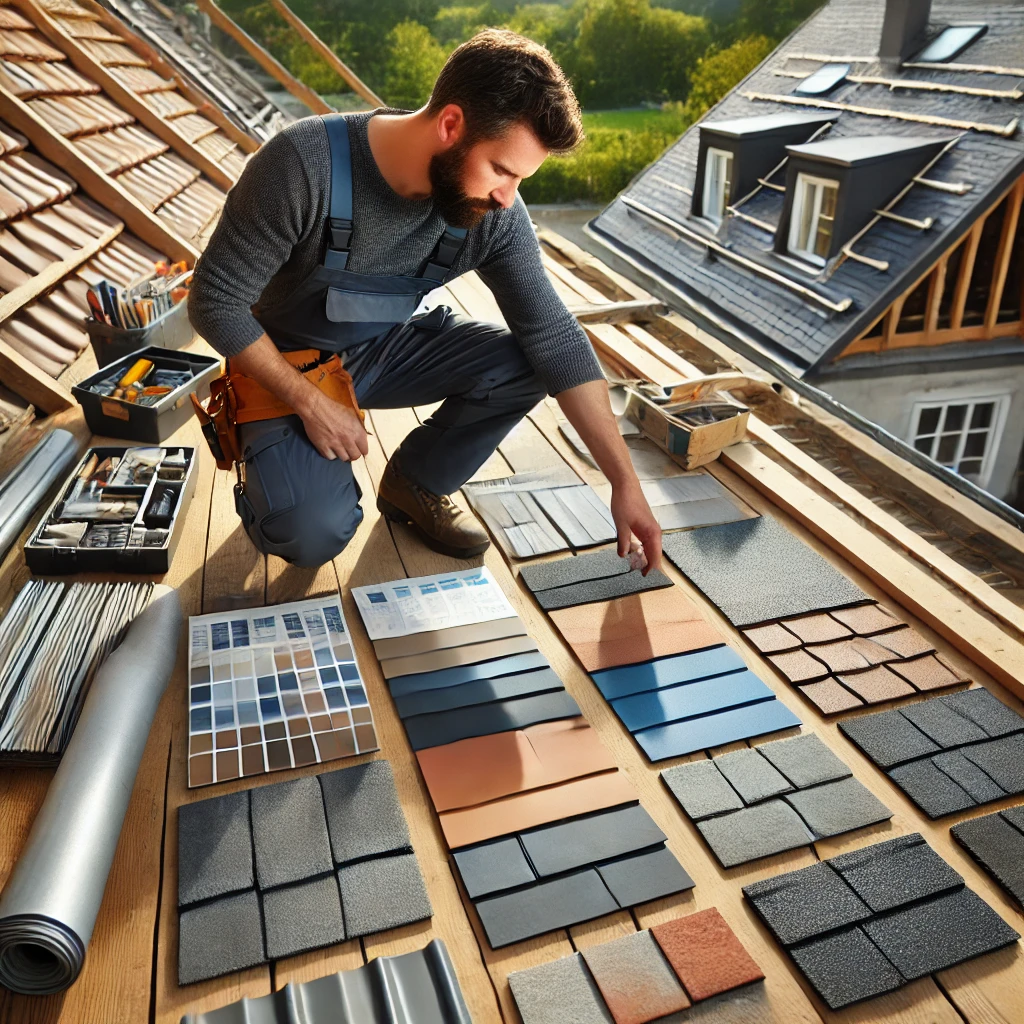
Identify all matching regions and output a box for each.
[932,751,1006,804]
[839,709,939,769]
[453,837,536,900]
[177,790,252,907]
[319,759,410,864]
[939,689,1024,738]
[262,875,346,959]
[899,699,987,749]
[789,927,904,1010]
[961,735,1024,794]
[250,775,333,890]
[887,758,977,818]
[336,852,432,938]
[178,890,265,985]
[952,813,1024,908]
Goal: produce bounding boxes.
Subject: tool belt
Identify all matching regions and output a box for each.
[191,349,363,471]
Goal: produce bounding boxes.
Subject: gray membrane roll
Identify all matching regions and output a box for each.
[0,586,181,994]
[0,429,78,564]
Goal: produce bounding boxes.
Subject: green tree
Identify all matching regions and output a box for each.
[381,20,448,107]
[432,4,499,45]
[676,33,774,120]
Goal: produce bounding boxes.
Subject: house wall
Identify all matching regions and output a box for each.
[818,364,1024,500]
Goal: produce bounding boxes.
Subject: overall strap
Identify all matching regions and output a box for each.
[323,114,353,271]
[421,224,468,282]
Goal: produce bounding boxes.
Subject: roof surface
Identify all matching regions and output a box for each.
[590,0,1024,374]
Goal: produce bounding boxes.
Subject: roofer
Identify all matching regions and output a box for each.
[188,29,662,571]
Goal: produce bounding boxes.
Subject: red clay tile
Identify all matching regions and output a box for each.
[890,654,966,692]
[830,603,901,635]
[872,627,936,660]
[781,613,852,644]
[743,623,800,654]
[837,665,915,703]
[799,678,864,714]
[767,649,829,683]
[582,930,690,1024]
[651,908,764,1002]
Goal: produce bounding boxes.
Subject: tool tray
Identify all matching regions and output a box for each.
[85,295,194,368]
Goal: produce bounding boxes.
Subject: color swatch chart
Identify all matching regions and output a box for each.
[187,596,377,788]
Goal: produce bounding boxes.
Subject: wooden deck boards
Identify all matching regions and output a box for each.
[0,274,1023,1023]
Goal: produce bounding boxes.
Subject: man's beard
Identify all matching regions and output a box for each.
[429,143,500,229]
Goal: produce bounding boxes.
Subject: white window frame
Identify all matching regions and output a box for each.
[788,172,839,265]
[908,390,1011,489]
[702,147,733,225]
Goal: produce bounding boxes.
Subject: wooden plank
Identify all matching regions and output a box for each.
[985,178,1024,329]
[567,297,668,324]
[881,295,904,349]
[197,0,333,116]
[951,220,984,330]
[0,334,76,413]
[924,255,947,335]
[267,0,383,108]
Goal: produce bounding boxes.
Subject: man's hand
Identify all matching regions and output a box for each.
[611,479,663,574]
[298,389,369,462]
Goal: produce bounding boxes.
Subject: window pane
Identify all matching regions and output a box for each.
[971,402,994,429]
[814,184,838,258]
[723,154,733,208]
[944,405,967,432]
[937,434,959,463]
[959,459,983,480]
[797,181,816,252]
[917,407,941,435]
[916,24,987,63]
[914,437,935,455]
[963,432,988,458]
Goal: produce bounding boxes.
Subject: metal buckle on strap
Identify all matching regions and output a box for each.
[329,217,353,250]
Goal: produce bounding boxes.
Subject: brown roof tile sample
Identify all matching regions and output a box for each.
[831,603,901,635]
[838,665,915,703]
[783,613,852,645]
[744,623,800,654]
[767,649,828,683]
[415,717,616,812]
[380,634,538,679]
[651,908,765,1001]
[870,627,935,660]
[548,587,723,671]
[892,654,968,691]
[805,640,875,674]
[799,678,864,714]
[372,617,526,660]
[582,930,690,1024]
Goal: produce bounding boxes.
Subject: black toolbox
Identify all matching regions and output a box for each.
[72,346,220,444]
[85,296,194,368]
[24,446,198,575]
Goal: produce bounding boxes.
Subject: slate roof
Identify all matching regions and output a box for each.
[590,0,1024,376]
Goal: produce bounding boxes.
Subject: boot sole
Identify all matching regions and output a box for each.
[377,497,491,559]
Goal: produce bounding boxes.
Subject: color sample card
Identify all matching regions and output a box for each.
[352,567,515,641]
[187,596,377,788]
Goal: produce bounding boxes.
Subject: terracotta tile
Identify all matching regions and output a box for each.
[799,679,864,714]
[870,626,935,659]
[767,649,828,683]
[582,930,690,1024]
[415,717,615,812]
[549,588,723,671]
[743,623,800,654]
[837,665,915,703]
[781,612,852,644]
[439,770,637,848]
[380,634,538,679]
[372,616,526,661]
[652,908,764,1001]
[891,654,966,692]
[830,603,901,635]
[804,640,872,674]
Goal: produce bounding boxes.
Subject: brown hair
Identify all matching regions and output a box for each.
[426,29,583,153]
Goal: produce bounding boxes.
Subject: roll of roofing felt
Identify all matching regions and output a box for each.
[0,586,181,994]
[0,428,78,564]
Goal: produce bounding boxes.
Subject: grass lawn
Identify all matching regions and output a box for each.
[582,108,688,134]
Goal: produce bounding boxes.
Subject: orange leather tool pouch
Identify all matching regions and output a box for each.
[191,349,363,471]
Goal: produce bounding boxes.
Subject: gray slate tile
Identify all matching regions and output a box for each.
[756,733,852,789]
[784,776,892,838]
[251,775,333,890]
[789,927,904,1010]
[509,952,615,1024]
[863,887,1019,980]
[743,862,871,947]
[393,667,564,718]
[961,735,1024,794]
[1002,805,1024,833]
[453,837,536,900]
[888,758,977,818]
[838,708,939,769]
[952,812,1024,908]
[830,833,964,914]
[519,550,632,592]
[939,688,1024,738]
[178,890,265,985]
[662,517,867,627]
[596,844,695,907]
[531,566,673,611]
[177,789,252,907]
[713,747,793,805]
[319,760,410,864]
[262,874,346,959]
[933,751,1007,804]
[899,700,988,749]
[661,758,744,821]
[336,852,432,938]
[697,799,813,868]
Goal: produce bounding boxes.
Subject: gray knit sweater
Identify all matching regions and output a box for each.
[188,112,602,396]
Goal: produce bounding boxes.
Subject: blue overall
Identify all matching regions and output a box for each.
[237,114,547,567]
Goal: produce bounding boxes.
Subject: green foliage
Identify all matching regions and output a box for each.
[432,3,498,45]
[673,33,774,121]
[381,20,448,107]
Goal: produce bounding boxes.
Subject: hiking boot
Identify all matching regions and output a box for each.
[377,457,490,558]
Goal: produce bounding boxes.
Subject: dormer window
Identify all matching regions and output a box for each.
[914,24,987,62]
[702,148,733,224]
[788,173,838,264]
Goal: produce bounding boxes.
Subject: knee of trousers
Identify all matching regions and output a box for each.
[473,330,548,410]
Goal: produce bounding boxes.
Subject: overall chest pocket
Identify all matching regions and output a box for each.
[325,287,422,324]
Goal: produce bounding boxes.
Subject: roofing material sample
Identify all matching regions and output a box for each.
[839,689,1024,817]
[952,809,1024,908]
[662,734,890,866]
[743,833,1019,1009]
[510,909,763,1022]
[393,665,564,718]
[595,845,695,907]
[464,468,616,558]
[519,550,673,611]
[176,759,430,984]
[388,649,550,697]
[452,837,536,899]
[379,634,539,680]
[662,517,867,628]
[635,472,756,532]
[591,646,746,700]
[179,938,472,1024]
[372,616,526,660]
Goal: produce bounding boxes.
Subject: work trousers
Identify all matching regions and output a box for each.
[235,308,547,567]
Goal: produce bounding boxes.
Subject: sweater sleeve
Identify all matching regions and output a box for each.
[475,196,603,396]
[187,128,321,358]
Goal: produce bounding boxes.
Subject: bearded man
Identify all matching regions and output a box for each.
[189,29,662,571]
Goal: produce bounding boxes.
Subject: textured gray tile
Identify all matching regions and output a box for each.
[177,789,252,907]
[743,862,871,947]
[596,844,695,907]
[251,775,333,890]
[1002,805,1024,832]
[830,833,964,913]
[319,760,410,864]
[453,838,536,899]
[262,875,346,959]
[899,700,988,749]
[392,667,563,718]
[661,758,744,821]
[520,550,633,592]
[838,708,939,769]
[939,688,1024,738]
[697,800,813,868]
[961,735,1024,794]
[755,733,852,789]
[888,758,977,818]
[531,566,674,611]
[178,890,265,985]
[713,747,793,805]
[952,813,1024,908]
[933,751,1007,804]
[784,776,892,838]
[662,517,867,627]
[789,927,904,1010]
[509,952,615,1024]
[863,887,1019,980]
[336,852,432,938]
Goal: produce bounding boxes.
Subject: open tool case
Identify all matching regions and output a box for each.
[72,346,220,444]
[24,446,198,574]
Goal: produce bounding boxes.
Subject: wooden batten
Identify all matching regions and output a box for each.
[985,178,1024,329]
[0,336,75,414]
[197,0,332,116]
